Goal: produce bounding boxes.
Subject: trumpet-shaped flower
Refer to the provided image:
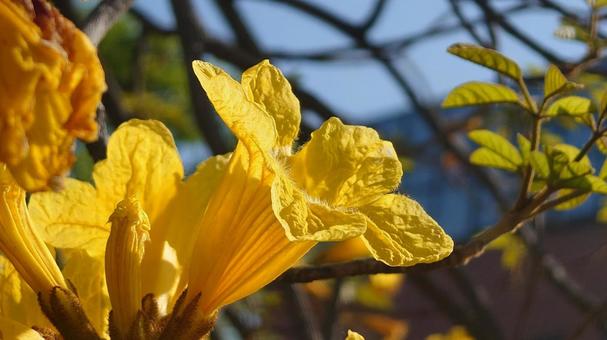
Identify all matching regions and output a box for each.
[0,0,106,191]
[0,164,108,337]
[0,164,66,298]
[29,60,452,336]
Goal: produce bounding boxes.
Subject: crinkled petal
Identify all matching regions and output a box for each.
[30,120,183,260]
[359,194,453,266]
[7,90,76,191]
[29,178,110,257]
[241,60,300,149]
[272,169,366,241]
[192,60,277,151]
[292,117,403,208]
[0,0,105,191]
[93,119,183,225]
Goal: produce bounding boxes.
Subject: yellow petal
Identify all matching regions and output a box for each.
[0,256,51,331]
[272,171,367,241]
[314,237,370,264]
[241,60,301,149]
[359,194,453,266]
[186,144,314,315]
[0,165,67,296]
[0,0,105,191]
[29,178,109,257]
[0,317,45,340]
[346,330,365,340]
[147,153,231,307]
[192,60,277,151]
[94,119,183,224]
[61,249,110,338]
[105,198,151,338]
[292,117,403,208]
[426,326,474,340]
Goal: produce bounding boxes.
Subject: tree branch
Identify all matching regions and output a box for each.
[170,0,232,155]
[82,0,134,46]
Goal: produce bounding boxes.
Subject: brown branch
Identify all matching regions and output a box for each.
[448,0,489,47]
[409,273,491,340]
[215,0,262,56]
[472,0,566,66]
[282,285,322,340]
[567,298,607,340]
[447,268,504,339]
[170,0,232,155]
[360,0,387,33]
[223,306,258,339]
[322,278,343,340]
[85,104,110,162]
[81,0,134,46]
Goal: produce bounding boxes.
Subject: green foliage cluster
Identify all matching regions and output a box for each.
[442,44,607,214]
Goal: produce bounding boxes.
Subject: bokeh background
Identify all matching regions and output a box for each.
[59,0,607,339]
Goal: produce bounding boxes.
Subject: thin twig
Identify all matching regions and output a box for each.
[82,0,134,46]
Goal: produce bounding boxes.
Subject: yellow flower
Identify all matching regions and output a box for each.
[0,0,106,191]
[0,164,66,298]
[29,60,452,335]
[105,198,151,338]
[0,165,109,337]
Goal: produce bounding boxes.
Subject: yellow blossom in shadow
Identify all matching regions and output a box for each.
[0,249,109,337]
[487,233,526,271]
[426,326,474,340]
[0,0,105,191]
[346,330,365,340]
[29,60,453,335]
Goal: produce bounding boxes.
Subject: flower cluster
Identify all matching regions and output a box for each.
[0,2,453,337]
[0,0,105,191]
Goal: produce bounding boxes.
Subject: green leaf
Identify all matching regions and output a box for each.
[545,96,594,117]
[599,91,607,117]
[469,149,515,171]
[468,130,522,171]
[548,144,593,181]
[448,43,522,80]
[544,65,582,99]
[596,137,607,155]
[588,175,607,194]
[530,151,550,179]
[517,134,531,164]
[554,189,590,211]
[599,159,607,179]
[442,82,519,109]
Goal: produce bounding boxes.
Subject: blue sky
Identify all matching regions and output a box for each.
[133,0,589,123]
